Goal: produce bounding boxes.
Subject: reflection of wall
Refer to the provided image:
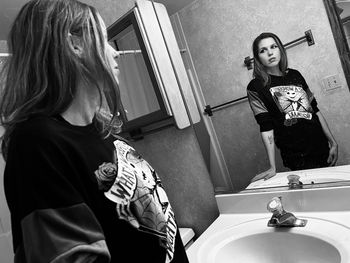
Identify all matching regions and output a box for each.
[177,0,350,191]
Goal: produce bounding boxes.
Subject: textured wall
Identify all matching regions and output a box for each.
[131,126,219,236]
[0,41,7,52]
[0,41,12,262]
[178,0,350,191]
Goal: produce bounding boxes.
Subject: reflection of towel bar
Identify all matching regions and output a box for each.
[118,50,142,55]
[118,49,186,55]
[204,95,248,116]
[243,29,315,70]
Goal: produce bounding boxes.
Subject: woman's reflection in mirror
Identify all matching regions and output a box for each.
[247,32,338,183]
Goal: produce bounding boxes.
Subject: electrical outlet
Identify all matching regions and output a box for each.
[322,74,342,91]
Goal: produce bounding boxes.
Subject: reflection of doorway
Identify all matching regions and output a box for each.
[323,0,350,91]
[343,19,350,46]
[337,1,350,47]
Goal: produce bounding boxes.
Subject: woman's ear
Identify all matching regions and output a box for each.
[68,33,84,56]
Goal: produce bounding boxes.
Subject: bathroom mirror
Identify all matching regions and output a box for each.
[167,0,350,193]
[1,0,349,195]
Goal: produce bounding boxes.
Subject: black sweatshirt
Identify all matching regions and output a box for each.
[247,68,329,163]
[4,115,188,263]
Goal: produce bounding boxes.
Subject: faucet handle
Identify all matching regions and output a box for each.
[267,196,308,227]
[267,196,284,215]
[287,174,303,189]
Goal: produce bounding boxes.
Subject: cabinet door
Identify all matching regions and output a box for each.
[108,7,173,133]
[107,0,195,133]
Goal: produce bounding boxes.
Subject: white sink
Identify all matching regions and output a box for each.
[188,183,350,263]
[190,215,350,263]
[215,232,340,263]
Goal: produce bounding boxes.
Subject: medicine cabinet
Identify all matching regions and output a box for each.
[107,0,199,137]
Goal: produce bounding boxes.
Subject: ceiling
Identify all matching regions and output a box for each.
[0,0,195,40]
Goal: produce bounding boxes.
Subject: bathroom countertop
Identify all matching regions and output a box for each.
[179,227,195,246]
[241,164,350,193]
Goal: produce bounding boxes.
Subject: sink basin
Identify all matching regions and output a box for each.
[195,217,350,263]
[216,232,339,263]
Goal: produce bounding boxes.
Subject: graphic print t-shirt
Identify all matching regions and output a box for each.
[246,69,329,157]
[5,115,188,263]
[269,84,313,125]
[247,69,319,130]
[95,140,177,263]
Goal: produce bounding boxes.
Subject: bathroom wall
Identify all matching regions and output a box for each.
[0,128,12,263]
[177,0,350,191]
[131,126,219,236]
[0,40,13,262]
[0,41,7,52]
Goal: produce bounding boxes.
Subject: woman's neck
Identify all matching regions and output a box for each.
[61,82,100,126]
[266,67,283,76]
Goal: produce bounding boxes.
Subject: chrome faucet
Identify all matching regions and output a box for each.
[287,174,303,189]
[267,197,307,227]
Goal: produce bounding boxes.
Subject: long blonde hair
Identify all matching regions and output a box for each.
[0,0,122,158]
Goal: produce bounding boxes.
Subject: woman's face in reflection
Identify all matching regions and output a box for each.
[257,37,281,70]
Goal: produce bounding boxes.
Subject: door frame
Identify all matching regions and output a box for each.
[323,0,350,91]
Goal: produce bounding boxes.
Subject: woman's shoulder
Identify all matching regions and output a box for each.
[247,78,263,91]
[12,115,63,142]
[5,115,66,156]
[286,68,303,76]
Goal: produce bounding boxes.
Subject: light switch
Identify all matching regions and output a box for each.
[322,74,342,91]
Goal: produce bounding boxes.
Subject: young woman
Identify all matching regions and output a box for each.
[247,32,338,182]
[0,0,188,262]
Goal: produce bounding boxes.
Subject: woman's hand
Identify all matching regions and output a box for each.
[316,111,338,167]
[250,167,276,182]
[327,143,338,166]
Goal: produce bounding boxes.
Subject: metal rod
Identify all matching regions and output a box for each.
[204,96,248,116]
[283,35,306,47]
[211,96,247,110]
[118,50,142,55]
[118,49,186,55]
